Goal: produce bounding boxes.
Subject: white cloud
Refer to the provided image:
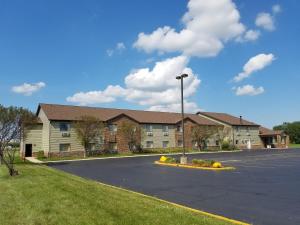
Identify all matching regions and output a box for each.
[106,49,114,57]
[67,56,201,112]
[116,42,126,50]
[106,42,126,56]
[66,85,127,105]
[272,4,281,14]
[235,85,264,96]
[147,101,201,113]
[133,0,254,57]
[12,82,46,96]
[233,53,275,82]
[255,4,281,31]
[255,13,274,31]
[244,30,261,41]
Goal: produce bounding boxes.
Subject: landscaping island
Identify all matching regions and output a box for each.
[155,156,235,171]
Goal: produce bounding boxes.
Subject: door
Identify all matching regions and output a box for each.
[25,144,32,157]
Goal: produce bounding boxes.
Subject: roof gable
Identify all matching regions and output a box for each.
[197,112,259,126]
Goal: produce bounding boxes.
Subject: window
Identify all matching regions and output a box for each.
[108,124,117,133]
[146,141,154,148]
[109,143,117,150]
[215,140,219,146]
[145,125,153,132]
[177,125,182,132]
[235,140,239,145]
[60,122,70,132]
[59,143,70,152]
[162,141,169,148]
[177,140,183,147]
[87,143,96,151]
[162,125,169,132]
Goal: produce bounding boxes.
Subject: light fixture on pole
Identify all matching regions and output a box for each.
[176,73,188,164]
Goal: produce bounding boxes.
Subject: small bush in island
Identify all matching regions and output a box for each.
[221,141,239,151]
[159,156,179,163]
[192,159,222,168]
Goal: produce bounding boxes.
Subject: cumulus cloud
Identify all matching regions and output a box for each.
[147,101,202,113]
[12,82,46,96]
[255,4,281,31]
[116,42,126,50]
[272,4,281,14]
[255,13,274,31]
[133,0,257,57]
[106,42,126,57]
[67,56,201,112]
[66,85,127,105]
[235,85,264,96]
[236,29,261,42]
[233,53,275,82]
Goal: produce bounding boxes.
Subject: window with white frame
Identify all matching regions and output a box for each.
[162,141,169,148]
[108,124,117,133]
[59,122,70,132]
[146,141,154,148]
[59,143,70,152]
[162,125,169,132]
[177,125,182,132]
[145,124,153,132]
[177,140,183,147]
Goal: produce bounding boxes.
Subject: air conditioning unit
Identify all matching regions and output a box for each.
[147,132,153,136]
[62,132,71,137]
[163,132,169,136]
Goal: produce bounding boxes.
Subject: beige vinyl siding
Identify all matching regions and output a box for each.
[23,124,43,152]
[49,122,84,153]
[38,109,50,154]
[233,126,260,145]
[141,124,176,148]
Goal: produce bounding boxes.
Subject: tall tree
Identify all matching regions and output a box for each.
[274,121,300,144]
[119,121,141,152]
[191,125,218,151]
[0,105,36,176]
[74,116,104,157]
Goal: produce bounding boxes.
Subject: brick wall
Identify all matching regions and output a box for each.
[104,115,141,152]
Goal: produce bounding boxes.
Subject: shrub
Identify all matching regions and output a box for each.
[192,159,216,167]
[37,151,46,159]
[221,141,230,150]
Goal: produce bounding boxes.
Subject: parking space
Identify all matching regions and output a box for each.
[49,149,300,225]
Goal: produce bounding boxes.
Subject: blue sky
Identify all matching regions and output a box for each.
[0,0,299,128]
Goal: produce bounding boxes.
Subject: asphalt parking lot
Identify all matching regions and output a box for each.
[49,149,300,225]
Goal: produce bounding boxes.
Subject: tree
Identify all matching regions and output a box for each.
[119,121,141,152]
[191,125,218,151]
[274,121,300,144]
[217,126,231,150]
[0,105,36,176]
[74,116,104,157]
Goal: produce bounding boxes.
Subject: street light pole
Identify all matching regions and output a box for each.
[176,73,188,164]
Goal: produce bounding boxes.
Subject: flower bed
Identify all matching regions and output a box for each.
[155,156,234,171]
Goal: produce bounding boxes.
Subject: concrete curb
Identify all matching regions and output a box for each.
[154,161,236,171]
[44,150,243,164]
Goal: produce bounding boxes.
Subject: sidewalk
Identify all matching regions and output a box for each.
[25,157,44,164]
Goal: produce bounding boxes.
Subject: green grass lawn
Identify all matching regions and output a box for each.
[289,143,300,148]
[0,163,236,225]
